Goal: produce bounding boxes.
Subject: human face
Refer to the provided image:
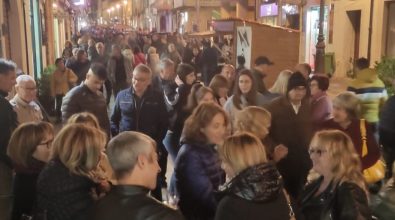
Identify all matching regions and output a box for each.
[160,64,175,80]
[221,66,235,82]
[238,74,252,94]
[85,72,105,93]
[0,70,17,93]
[288,86,306,103]
[33,133,54,163]
[56,60,66,71]
[295,64,309,79]
[256,64,269,74]
[218,87,229,98]
[17,80,37,103]
[332,105,350,124]
[96,44,105,55]
[143,147,161,190]
[201,113,226,145]
[193,48,199,56]
[199,92,215,104]
[185,72,196,85]
[309,139,331,177]
[309,79,321,96]
[132,71,151,96]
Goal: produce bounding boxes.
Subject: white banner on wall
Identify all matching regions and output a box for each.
[236,26,252,69]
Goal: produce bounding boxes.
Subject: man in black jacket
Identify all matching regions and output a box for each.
[110,64,168,201]
[91,131,184,220]
[0,58,18,220]
[252,56,273,94]
[61,63,110,136]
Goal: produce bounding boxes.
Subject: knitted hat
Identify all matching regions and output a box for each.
[287,72,308,94]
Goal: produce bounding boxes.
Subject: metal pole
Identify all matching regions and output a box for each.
[314,0,326,74]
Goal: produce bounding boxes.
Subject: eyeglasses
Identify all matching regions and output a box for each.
[39,140,53,149]
[308,148,327,157]
[22,87,37,91]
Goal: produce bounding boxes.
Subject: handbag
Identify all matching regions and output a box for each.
[360,119,385,184]
[282,189,296,220]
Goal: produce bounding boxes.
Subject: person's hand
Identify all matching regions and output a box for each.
[219,97,227,106]
[175,75,183,86]
[273,144,288,162]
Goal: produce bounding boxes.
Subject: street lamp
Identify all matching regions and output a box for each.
[116,4,121,20]
[314,0,326,74]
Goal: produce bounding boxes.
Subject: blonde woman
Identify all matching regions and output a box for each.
[215,132,290,220]
[300,130,371,219]
[268,69,293,97]
[67,112,115,183]
[7,122,54,220]
[235,106,288,162]
[37,124,107,220]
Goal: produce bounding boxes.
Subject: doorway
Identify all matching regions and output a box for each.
[346,10,361,63]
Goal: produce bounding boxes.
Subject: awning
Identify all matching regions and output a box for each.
[187,31,216,38]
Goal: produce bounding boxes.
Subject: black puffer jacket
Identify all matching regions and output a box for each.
[215,163,290,220]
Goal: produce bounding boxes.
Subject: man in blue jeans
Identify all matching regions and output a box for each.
[0,59,18,220]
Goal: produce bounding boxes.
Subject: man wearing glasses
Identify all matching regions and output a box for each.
[10,75,43,124]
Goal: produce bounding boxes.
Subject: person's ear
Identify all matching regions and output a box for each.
[136,154,147,169]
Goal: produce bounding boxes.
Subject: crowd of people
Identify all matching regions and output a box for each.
[0,30,395,220]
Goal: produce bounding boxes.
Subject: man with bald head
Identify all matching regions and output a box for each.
[10,75,43,123]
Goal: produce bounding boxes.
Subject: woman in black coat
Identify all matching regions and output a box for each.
[300,130,371,219]
[37,124,108,220]
[7,122,54,220]
[215,133,291,220]
[172,103,227,220]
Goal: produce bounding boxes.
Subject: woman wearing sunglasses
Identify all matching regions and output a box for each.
[300,130,371,219]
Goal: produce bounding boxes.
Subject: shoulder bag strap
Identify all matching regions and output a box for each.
[359,119,368,157]
[282,189,296,220]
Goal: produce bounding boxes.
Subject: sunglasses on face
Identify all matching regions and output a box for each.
[308,148,328,157]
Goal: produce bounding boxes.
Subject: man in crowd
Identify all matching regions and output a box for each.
[90,131,184,220]
[51,58,78,122]
[295,63,312,79]
[267,72,313,201]
[110,64,168,201]
[347,57,388,128]
[61,63,110,136]
[0,58,18,220]
[151,59,178,108]
[107,45,133,98]
[66,49,91,84]
[10,75,43,124]
[252,56,274,94]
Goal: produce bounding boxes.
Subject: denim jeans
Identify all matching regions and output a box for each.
[162,130,181,162]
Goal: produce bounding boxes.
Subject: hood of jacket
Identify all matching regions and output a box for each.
[220,162,282,202]
[356,68,378,83]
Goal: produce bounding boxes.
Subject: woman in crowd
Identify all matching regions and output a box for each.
[268,69,293,99]
[133,46,146,66]
[234,106,288,162]
[147,46,160,75]
[184,83,215,113]
[36,124,108,220]
[224,69,267,132]
[209,74,229,107]
[164,63,197,161]
[300,130,371,219]
[7,122,54,220]
[173,102,227,219]
[215,132,290,220]
[62,40,73,59]
[320,92,380,171]
[67,112,115,183]
[309,75,332,128]
[168,43,182,67]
